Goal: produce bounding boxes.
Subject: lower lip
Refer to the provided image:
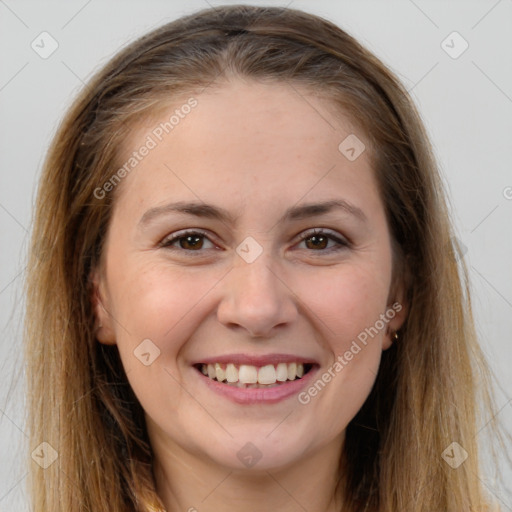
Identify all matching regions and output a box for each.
[195,366,319,405]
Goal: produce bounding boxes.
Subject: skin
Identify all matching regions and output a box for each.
[92,79,407,512]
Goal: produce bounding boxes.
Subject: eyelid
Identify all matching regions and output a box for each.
[159,228,219,250]
[160,227,350,254]
[297,227,348,242]
[294,228,350,250]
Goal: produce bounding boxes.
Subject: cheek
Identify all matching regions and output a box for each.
[296,260,391,344]
[292,271,387,436]
[104,261,220,420]
[106,260,227,364]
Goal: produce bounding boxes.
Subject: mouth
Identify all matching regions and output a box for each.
[193,361,315,389]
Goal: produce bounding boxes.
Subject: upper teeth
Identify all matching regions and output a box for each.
[201,362,305,385]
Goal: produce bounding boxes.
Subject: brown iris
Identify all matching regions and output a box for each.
[179,235,204,250]
[304,234,328,250]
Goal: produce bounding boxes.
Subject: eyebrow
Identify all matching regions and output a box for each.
[138,199,367,228]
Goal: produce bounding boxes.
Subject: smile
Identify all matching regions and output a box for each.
[196,362,313,388]
[192,353,320,404]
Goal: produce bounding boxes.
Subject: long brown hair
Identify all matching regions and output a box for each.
[24,5,506,511]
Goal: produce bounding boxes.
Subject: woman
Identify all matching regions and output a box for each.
[24,5,504,511]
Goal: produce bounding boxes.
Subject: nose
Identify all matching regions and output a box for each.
[216,254,298,338]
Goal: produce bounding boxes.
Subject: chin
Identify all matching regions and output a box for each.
[198,427,312,472]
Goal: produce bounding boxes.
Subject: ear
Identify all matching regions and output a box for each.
[90,267,117,345]
[382,279,409,351]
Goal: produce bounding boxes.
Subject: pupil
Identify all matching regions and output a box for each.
[181,235,203,250]
[307,235,327,250]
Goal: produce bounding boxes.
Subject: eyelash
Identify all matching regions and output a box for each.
[159,228,349,255]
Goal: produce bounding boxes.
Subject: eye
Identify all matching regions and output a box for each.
[160,230,217,252]
[296,228,349,252]
[159,228,349,255]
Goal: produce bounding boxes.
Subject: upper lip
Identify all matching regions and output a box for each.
[193,353,319,367]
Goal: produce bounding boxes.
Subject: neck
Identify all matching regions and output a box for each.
[149,426,345,512]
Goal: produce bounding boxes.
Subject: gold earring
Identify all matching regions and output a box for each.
[393,331,399,341]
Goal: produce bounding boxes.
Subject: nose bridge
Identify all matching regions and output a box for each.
[217,249,296,336]
[234,252,280,303]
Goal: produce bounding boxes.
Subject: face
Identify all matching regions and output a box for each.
[92,79,406,473]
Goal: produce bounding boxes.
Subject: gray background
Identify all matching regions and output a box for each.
[1,0,511,510]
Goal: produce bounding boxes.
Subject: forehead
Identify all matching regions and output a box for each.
[110,79,381,222]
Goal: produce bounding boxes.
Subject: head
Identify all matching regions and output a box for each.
[25,5,494,512]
